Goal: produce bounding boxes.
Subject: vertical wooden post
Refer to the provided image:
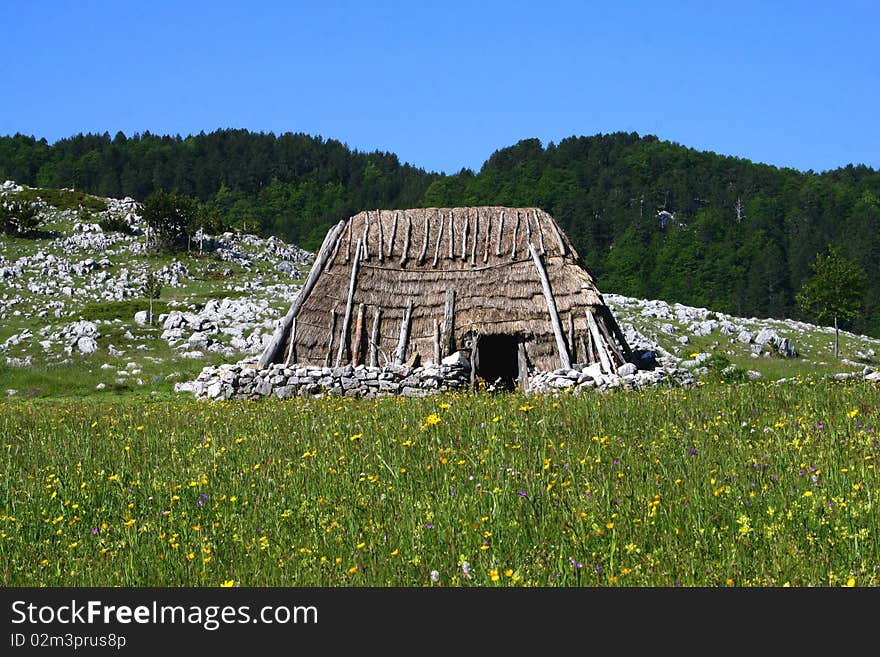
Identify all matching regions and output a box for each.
[417,211,430,265]
[376,211,384,263]
[517,342,529,391]
[529,243,571,369]
[325,309,338,367]
[362,212,370,260]
[369,307,383,368]
[448,209,455,259]
[394,300,414,365]
[387,212,398,259]
[460,213,469,260]
[483,212,492,263]
[495,210,504,256]
[433,318,441,364]
[335,239,361,367]
[601,305,634,362]
[510,211,520,259]
[432,213,445,268]
[399,213,412,266]
[344,219,352,263]
[470,210,479,265]
[567,313,576,364]
[352,303,366,366]
[441,288,455,357]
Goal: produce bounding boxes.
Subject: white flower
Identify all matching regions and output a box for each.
[461,561,471,577]
[430,570,440,583]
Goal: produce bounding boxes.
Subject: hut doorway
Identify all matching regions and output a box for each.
[474,334,520,391]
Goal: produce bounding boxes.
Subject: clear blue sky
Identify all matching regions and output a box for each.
[2,1,877,175]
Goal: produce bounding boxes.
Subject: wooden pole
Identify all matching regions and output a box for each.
[432,213,444,268]
[470,210,479,266]
[258,219,345,367]
[344,219,352,263]
[387,212,398,259]
[362,213,370,260]
[283,318,297,366]
[460,213,469,260]
[517,342,529,391]
[585,309,612,374]
[394,300,414,365]
[549,217,567,256]
[399,213,412,266]
[369,307,382,368]
[510,211,520,259]
[448,209,455,259]
[529,243,571,369]
[594,310,626,366]
[495,210,504,256]
[325,309,337,368]
[567,313,576,364]
[417,211,430,265]
[335,239,362,367]
[483,212,492,263]
[441,288,455,357]
[376,211,384,263]
[433,318,441,364]
[601,305,634,362]
[535,210,546,255]
[352,303,366,366]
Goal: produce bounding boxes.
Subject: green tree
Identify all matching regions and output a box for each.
[796,245,867,358]
[0,200,39,236]
[142,270,163,325]
[141,190,198,253]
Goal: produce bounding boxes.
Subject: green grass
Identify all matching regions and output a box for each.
[1,380,878,587]
[7,188,107,213]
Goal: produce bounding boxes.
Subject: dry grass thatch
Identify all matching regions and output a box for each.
[260,207,632,379]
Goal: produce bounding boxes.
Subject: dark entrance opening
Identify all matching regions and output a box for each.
[474,334,520,391]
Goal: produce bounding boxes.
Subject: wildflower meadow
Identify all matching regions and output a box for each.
[1,379,878,587]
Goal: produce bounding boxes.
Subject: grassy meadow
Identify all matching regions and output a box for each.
[1,378,878,587]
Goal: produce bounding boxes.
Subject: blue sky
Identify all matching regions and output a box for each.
[1,1,877,175]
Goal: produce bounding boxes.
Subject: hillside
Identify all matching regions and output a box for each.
[1,130,879,336]
[1,182,878,399]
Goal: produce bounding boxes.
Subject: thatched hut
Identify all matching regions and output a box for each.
[259,207,632,390]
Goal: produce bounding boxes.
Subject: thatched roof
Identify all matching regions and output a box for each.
[260,207,632,376]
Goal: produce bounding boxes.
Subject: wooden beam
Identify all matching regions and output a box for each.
[470,210,479,266]
[433,318,441,364]
[258,219,345,367]
[325,309,337,368]
[535,210,546,255]
[441,288,455,357]
[567,313,576,364]
[369,307,382,368]
[432,213,445,268]
[585,309,612,374]
[376,211,384,263]
[517,342,529,391]
[283,317,297,366]
[524,208,532,246]
[335,239,362,367]
[549,217,567,256]
[387,211,398,259]
[399,213,412,266]
[483,212,492,263]
[417,211,430,265]
[344,218,352,263]
[495,210,504,256]
[460,212,469,260]
[601,305,634,362]
[578,335,588,366]
[529,243,571,369]
[595,308,627,366]
[448,209,455,259]
[394,300,414,365]
[362,213,370,260]
[352,302,366,366]
[510,210,520,259]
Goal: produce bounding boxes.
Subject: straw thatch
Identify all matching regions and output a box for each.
[259,207,633,384]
